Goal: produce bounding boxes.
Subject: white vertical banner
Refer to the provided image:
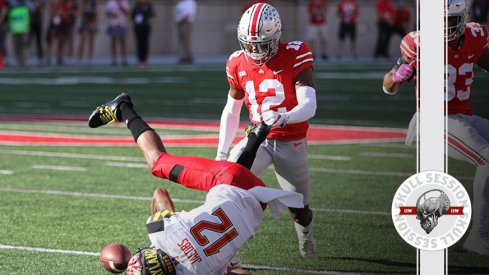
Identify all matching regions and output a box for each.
[419,0,446,274]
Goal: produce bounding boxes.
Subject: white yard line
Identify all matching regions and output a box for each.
[0,170,14,175]
[0,149,473,180]
[32,165,87,172]
[0,188,202,204]
[360,143,412,149]
[309,154,352,161]
[105,162,148,169]
[0,244,99,256]
[309,167,412,177]
[0,244,363,275]
[0,149,145,162]
[0,188,389,216]
[359,152,415,159]
[243,264,364,275]
[0,149,474,182]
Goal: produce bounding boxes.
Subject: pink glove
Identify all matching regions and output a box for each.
[392,62,415,83]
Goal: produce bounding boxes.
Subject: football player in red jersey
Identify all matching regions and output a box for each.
[383,0,489,255]
[215,3,317,258]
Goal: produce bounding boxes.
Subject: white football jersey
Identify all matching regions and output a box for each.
[147,185,264,275]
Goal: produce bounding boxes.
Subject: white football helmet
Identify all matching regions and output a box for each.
[446,0,467,41]
[237,3,282,65]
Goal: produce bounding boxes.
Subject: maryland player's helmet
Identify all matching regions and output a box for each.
[126,248,176,275]
[237,3,282,65]
[446,0,467,41]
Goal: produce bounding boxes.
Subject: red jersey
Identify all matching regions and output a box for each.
[226,41,314,140]
[337,0,359,25]
[400,23,489,115]
[308,0,327,25]
[376,0,396,23]
[49,2,70,25]
[394,7,411,28]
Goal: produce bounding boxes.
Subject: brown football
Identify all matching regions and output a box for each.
[99,243,132,273]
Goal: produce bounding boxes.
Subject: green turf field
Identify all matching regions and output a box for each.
[0,63,488,274]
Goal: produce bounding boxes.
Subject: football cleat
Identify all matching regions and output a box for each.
[463,233,489,255]
[245,122,271,142]
[88,93,132,128]
[294,221,317,258]
[298,230,317,258]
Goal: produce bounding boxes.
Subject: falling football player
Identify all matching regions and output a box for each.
[89,93,304,274]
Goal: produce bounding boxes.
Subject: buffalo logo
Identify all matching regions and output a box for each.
[416,190,450,234]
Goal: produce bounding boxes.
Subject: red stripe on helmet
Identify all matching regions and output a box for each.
[250,3,266,36]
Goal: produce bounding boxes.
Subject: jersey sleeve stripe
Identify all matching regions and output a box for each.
[296,52,313,59]
[294,58,314,68]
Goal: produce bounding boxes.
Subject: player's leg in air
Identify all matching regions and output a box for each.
[88,93,267,192]
[89,93,262,275]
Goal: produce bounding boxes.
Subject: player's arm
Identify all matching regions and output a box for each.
[476,47,489,72]
[151,188,176,215]
[262,67,317,127]
[216,85,245,160]
[382,57,415,95]
[383,66,402,95]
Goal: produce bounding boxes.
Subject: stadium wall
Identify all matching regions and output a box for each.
[17,0,416,61]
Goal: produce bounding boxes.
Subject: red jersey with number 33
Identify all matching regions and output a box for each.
[226,41,314,140]
[400,23,489,115]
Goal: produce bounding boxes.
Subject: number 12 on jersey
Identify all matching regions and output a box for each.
[246,79,287,122]
[190,208,239,256]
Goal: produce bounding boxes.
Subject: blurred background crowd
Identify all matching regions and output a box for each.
[0,0,487,69]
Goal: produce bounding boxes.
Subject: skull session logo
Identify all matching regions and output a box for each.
[392,171,471,250]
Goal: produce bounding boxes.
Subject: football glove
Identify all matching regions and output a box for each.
[215,152,227,161]
[261,110,288,128]
[392,62,415,83]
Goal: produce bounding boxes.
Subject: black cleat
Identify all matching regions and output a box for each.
[88,93,132,128]
[245,122,271,142]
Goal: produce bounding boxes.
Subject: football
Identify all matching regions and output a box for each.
[99,243,132,273]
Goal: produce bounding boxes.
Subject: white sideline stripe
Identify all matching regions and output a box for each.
[0,170,14,175]
[0,188,389,217]
[242,264,363,275]
[309,154,352,161]
[32,165,87,172]
[359,152,415,158]
[0,245,361,275]
[0,244,99,256]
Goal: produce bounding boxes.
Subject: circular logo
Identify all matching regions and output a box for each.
[391,171,471,251]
